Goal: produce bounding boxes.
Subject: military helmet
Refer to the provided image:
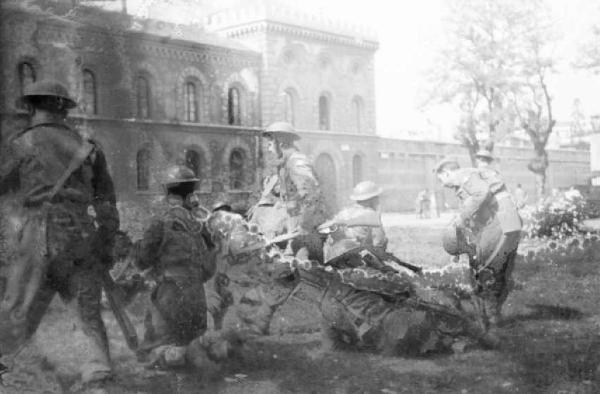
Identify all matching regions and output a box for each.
[262,121,300,142]
[433,158,460,174]
[475,149,494,162]
[21,79,77,109]
[350,181,383,201]
[212,200,232,212]
[442,224,461,256]
[162,165,200,188]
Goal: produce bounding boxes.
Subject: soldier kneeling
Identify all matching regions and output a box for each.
[134,165,216,367]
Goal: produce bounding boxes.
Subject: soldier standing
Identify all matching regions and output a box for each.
[434,158,522,334]
[261,121,328,260]
[475,148,495,169]
[0,80,119,390]
[134,165,216,366]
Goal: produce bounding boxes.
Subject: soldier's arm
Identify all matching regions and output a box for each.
[0,142,25,195]
[91,146,120,236]
[135,218,164,271]
[287,156,318,200]
[371,226,388,252]
[459,172,492,223]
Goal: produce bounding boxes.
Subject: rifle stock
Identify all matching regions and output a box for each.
[102,271,138,351]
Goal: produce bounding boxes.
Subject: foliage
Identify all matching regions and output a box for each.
[426,0,559,174]
[521,192,589,239]
[521,234,600,267]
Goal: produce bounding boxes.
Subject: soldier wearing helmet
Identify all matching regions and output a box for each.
[261,121,328,260]
[434,157,522,334]
[322,181,388,262]
[134,164,216,367]
[475,148,494,169]
[0,79,119,389]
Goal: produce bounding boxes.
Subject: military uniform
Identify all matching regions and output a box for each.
[446,166,522,327]
[136,199,215,351]
[0,119,119,383]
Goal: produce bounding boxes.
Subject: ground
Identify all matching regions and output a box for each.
[5,213,600,393]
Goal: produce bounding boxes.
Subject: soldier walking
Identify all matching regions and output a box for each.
[434,158,522,334]
[134,165,216,367]
[0,80,119,390]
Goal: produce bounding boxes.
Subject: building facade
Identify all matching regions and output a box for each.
[0,1,592,217]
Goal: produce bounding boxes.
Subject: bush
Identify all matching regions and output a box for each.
[521,192,590,239]
[520,234,600,267]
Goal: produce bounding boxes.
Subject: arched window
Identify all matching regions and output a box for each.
[82,69,97,115]
[352,154,363,186]
[184,81,198,122]
[136,148,151,191]
[136,76,151,119]
[318,95,330,130]
[229,149,245,190]
[352,96,364,133]
[228,87,241,125]
[283,89,295,126]
[185,149,202,177]
[18,62,36,98]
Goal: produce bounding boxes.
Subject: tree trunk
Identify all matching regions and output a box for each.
[535,171,546,201]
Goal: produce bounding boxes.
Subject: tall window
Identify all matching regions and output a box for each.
[229,149,245,190]
[352,96,364,133]
[228,87,241,125]
[136,148,150,191]
[352,154,363,186]
[18,62,36,98]
[185,149,201,177]
[283,89,295,125]
[184,81,198,122]
[136,76,151,119]
[318,95,330,130]
[82,69,97,115]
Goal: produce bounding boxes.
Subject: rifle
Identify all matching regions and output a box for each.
[317,210,382,234]
[324,245,423,275]
[102,270,138,351]
[365,247,423,275]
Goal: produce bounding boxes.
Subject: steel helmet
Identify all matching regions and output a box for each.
[350,181,383,201]
[442,224,461,256]
[433,158,460,174]
[263,121,300,142]
[21,79,77,109]
[162,165,200,188]
[212,200,232,212]
[475,149,494,162]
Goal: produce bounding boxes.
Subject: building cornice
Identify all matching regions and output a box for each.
[220,21,379,51]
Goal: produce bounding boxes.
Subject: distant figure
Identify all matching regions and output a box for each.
[416,189,430,219]
[513,184,528,209]
[430,190,440,218]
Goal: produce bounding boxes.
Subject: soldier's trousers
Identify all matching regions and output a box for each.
[473,221,521,327]
[319,280,470,356]
[141,275,207,351]
[20,261,111,383]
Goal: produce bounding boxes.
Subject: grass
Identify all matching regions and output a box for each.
[5,223,600,393]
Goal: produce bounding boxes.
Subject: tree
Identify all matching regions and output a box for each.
[426,0,559,196]
[509,1,558,198]
[425,0,527,165]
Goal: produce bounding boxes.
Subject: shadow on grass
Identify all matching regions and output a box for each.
[500,304,585,327]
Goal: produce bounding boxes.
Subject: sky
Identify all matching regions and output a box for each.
[103,0,600,140]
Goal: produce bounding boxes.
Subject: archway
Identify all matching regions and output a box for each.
[314,153,337,212]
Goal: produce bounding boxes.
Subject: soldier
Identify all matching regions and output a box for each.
[0,80,119,390]
[134,165,216,366]
[290,182,496,354]
[261,121,328,260]
[434,158,522,333]
[322,181,387,262]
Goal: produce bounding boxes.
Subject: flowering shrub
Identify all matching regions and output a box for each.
[521,192,589,239]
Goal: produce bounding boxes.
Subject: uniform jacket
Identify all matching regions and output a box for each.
[324,203,388,261]
[0,122,119,260]
[137,202,215,283]
[449,168,521,234]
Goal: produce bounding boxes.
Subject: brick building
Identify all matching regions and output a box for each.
[0,0,591,215]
